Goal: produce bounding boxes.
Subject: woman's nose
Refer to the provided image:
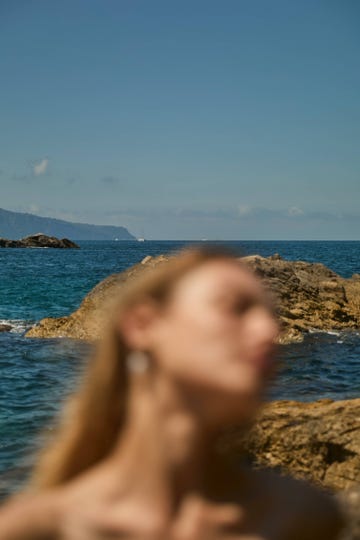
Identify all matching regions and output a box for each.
[249,306,279,344]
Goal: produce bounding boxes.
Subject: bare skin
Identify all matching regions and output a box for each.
[0,260,344,539]
[54,364,342,540]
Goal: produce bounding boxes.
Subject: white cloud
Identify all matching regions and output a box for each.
[28,204,40,214]
[238,205,252,216]
[287,206,304,217]
[33,158,49,176]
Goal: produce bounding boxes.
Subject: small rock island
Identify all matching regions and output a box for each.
[0,233,79,249]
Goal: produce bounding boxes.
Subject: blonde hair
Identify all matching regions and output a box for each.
[29,245,239,490]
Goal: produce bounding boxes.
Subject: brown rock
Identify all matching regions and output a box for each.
[219,399,360,538]
[26,253,360,342]
[0,323,12,333]
[242,254,360,341]
[0,233,79,249]
[220,398,360,492]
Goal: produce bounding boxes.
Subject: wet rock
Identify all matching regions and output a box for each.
[0,324,12,333]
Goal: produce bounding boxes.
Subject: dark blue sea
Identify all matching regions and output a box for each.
[1,240,359,499]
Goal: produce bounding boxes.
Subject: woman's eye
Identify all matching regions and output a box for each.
[232,299,252,314]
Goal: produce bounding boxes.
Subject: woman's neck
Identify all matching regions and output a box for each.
[108,369,232,515]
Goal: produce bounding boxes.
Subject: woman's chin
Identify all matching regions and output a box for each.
[205,389,263,427]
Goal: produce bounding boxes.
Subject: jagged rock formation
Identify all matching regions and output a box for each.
[219,398,360,539]
[244,253,360,343]
[219,398,360,492]
[26,253,360,342]
[0,233,79,249]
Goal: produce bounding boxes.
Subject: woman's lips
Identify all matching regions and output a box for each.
[248,345,277,374]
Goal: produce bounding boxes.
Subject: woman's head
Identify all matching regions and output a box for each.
[30,246,279,489]
[118,247,279,425]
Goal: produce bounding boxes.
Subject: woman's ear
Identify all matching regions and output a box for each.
[119,300,160,350]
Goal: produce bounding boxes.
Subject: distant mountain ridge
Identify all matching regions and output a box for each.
[0,208,135,240]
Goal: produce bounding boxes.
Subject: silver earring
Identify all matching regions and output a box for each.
[126,350,149,374]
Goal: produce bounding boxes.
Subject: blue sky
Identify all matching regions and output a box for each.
[1,0,359,239]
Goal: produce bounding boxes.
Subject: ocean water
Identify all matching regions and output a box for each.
[0,240,359,499]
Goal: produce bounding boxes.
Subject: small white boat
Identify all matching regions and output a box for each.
[137,237,145,242]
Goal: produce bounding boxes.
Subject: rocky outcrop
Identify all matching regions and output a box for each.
[243,253,360,343]
[219,398,360,538]
[26,253,360,342]
[0,233,79,249]
[219,398,360,492]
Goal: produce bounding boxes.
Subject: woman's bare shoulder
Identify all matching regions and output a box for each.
[247,468,345,540]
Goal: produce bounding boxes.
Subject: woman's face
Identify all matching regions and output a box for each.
[132,259,279,425]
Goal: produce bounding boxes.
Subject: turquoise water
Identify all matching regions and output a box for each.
[0,240,359,498]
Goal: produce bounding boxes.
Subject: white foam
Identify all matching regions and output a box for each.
[308,328,341,336]
[0,319,33,333]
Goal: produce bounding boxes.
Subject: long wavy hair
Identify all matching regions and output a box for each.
[29,245,238,490]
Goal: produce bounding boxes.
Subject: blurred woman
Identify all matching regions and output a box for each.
[0,246,344,539]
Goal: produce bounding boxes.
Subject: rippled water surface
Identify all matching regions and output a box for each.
[1,240,359,498]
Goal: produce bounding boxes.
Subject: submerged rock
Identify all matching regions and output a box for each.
[26,253,360,342]
[0,233,79,249]
[0,324,12,333]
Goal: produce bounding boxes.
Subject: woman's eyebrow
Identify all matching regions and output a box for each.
[215,286,257,304]
[221,286,277,312]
